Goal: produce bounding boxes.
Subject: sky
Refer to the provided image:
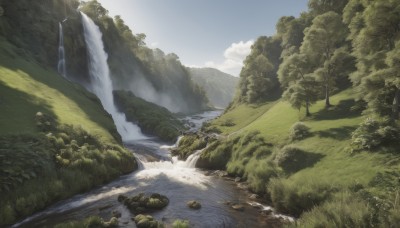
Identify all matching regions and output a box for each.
[96,0,309,76]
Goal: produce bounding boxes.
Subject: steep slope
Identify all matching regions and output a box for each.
[0,38,137,226]
[189,67,239,108]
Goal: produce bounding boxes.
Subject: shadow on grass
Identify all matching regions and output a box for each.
[316,126,357,141]
[0,81,56,134]
[280,149,325,174]
[312,99,361,121]
[0,48,121,141]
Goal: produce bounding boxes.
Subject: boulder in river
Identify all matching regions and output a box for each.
[133,214,164,228]
[231,204,245,211]
[187,200,201,209]
[118,193,169,214]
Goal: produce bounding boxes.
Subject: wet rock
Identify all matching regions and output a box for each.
[213,170,228,177]
[234,177,241,182]
[118,193,169,214]
[103,217,119,228]
[237,183,249,190]
[112,210,122,218]
[260,208,273,215]
[187,200,201,209]
[248,194,259,200]
[133,214,164,228]
[231,204,245,211]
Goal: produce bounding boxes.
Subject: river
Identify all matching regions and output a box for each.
[12,111,289,228]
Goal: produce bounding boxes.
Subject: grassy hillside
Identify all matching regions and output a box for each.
[189,67,239,108]
[182,89,400,226]
[0,38,137,226]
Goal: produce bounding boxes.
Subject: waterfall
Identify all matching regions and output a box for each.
[184,149,203,168]
[80,12,146,141]
[58,22,66,77]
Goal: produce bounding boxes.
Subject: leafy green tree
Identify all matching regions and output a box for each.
[278,54,320,116]
[276,15,310,58]
[236,36,282,103]
[345,0,400,120]
[308,0,349,15]
[246,55,275,103]
[301,11,348,107]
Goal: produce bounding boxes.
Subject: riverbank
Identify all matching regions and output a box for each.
[175,89,400,226]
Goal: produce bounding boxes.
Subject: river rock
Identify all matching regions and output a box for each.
[234,177,241,182]
[213,170,228,177]
[103,217,119,228]
[133,214,164,228]
[118,193,169,214]
[231,204,245,211]
[187,200,201,209]
[112,210,122,218]
[248,194,259,200]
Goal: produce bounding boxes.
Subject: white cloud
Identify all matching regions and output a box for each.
[195,40,253,76]
[150,42,159,48]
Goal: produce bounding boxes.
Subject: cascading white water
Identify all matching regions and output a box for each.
[58,22,66,77]
[184,149,203,168]
[80,12,146,141]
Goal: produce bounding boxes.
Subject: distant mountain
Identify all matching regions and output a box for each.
[189,68,239,108]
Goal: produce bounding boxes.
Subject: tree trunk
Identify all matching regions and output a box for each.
[325,83,331,108]
[392,88,400,120]
[306,97,311,116]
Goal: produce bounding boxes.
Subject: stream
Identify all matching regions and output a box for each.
[12,111,288,228]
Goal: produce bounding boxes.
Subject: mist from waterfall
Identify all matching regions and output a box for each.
[80,12,146,141]
[57,22,66,78]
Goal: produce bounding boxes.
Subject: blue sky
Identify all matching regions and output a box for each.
[97,0,309,76]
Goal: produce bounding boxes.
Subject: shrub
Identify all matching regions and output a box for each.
[274,145,302,167]
[289,122,310,141]
[351,118,400,151]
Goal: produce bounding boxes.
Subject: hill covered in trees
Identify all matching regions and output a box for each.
[177,0,400,226]
[189,67,239,108]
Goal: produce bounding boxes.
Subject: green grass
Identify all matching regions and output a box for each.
[0,38,118,142]
[206,101,277,135]
[0,38,137,226]
[195,88,400,226]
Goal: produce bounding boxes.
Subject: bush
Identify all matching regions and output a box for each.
[295,192,373,228]
[351,118,400,151]
[274,146,302,167]
[289,122,310,141]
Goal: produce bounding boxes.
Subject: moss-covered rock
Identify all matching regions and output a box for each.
[118,193,169,214]
[186,200,201,209]
[133,214,164,228]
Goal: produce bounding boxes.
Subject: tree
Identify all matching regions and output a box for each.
[278,54,319,116]
[246,55,274,103]
[308,0,349,15]
[276,15,310,58]
[301,11,348,107]
[236,36,282,103]
[346,0,400,120]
